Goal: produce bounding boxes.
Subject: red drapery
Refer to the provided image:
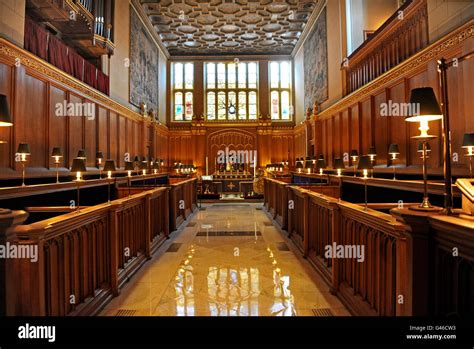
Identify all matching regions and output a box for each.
[24,17,110,96]
[24,17,48,61]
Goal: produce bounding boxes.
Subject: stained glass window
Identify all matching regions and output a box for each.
[173,63,194,121]
[205,62,258,121]
[269,61,292,120]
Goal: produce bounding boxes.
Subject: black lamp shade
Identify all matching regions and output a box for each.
[0,94,13,126]
[304,160,312,169]
[358,155,373,170]
[51,147,62,157]
[134,155,141,162]
[77,149,86,159]
[153,161,160,169]
[17,143,30,154]
[296,161,304,169]
[124,161,134,171]
[71,158,86,172]
[318,154,325,160]
[368,147,377,156]
[96,151,104,160]
[388,143,400,154]
[417,141,431,152]
[333,158,345,169]
[350,149,359,158]
[406,87,443,122]
[103,160,116,172]
[316,158,326,169]
[462,133,474,148]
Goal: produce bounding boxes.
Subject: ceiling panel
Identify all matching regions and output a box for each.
[139,0,319,56]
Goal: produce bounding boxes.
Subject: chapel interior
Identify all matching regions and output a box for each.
[0,0,473,317]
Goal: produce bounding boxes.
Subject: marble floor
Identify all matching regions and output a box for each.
[101,203,350,316]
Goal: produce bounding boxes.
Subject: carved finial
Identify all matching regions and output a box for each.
[306,107,312,120]
[313,101,319,118]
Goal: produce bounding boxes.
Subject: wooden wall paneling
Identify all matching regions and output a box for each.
[0,62,13,167]
[333,114,342,164]
[97,107,108,163]
[84,100,97,168]
[109,112,118,166]
[389,81,408,165]
[15,70,47,169]
[360,98,372,153]
[341,109,350,161]
[374,91,388,164]
[48,85,67,169]
[68,94,84,168]
[118,116,126,166]
[321,120,327,162]
[327,118,333,165]
[444,48,470,170]
[350,104,360,154]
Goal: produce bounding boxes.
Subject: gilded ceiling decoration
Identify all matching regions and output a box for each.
[139,0,318,56]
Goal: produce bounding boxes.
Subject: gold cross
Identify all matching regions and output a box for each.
[227,182,236,190]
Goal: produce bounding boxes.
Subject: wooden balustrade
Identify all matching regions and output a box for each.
[344,0,428,94]
[334,202,407,316]
[2,186,169,316]
[287,186,308,254]
[169,178,198,232]
[263,178,289,230]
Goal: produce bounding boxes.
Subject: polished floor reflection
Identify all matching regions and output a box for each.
[101,204,350,316]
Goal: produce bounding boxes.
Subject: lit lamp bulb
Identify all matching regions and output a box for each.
[319,168,323,175]
[362,169,368,179]
[71,158,86,182]
[333,158,344,177]
[405,87,443,211]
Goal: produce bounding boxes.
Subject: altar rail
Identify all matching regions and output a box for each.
[169,178,198,231]
[0,186,169,316]
[264,178,474,316]
[344,0,428,94]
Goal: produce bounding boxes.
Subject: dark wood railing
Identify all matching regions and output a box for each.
[169,178,198,232]
[344,0,428,94]
[1,186,169,316]
[264,177,473,316]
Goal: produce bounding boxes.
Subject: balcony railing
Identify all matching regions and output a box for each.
[343,0,428,95]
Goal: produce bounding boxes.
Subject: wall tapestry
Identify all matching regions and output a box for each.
[130,7,159,111]
[304,7,328,110]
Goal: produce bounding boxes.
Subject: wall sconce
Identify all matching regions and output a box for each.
[388,143,399,180]
[358,155,373,211]
[96,151,104,178]
[51,146,63,183]
[103,160,116,203]
[462,133,474,178]
[16,143,30,186]
[406,87,443,211]
[70,158,87,212]
[0,94,13,144]
[368,146,376,178]
[125,161,134,197]
[350,149,358,177]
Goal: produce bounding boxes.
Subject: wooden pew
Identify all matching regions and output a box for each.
[0,186,169,316]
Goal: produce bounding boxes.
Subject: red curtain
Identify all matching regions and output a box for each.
[48,34,71,74]
[84,60,98,90]
[24,17,48,61]
[97,72,110,95]
[24,17,110,95]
